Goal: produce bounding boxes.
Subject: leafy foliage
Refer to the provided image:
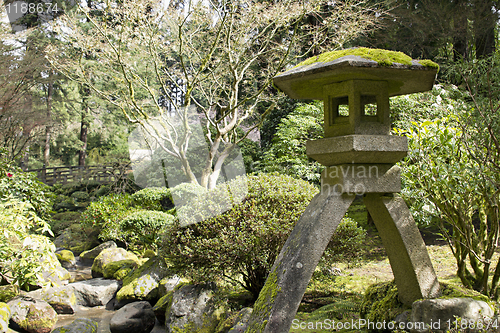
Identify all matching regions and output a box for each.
[0,149,54,219]
[161,173,318,300]
[322,217,365,268]
[80,193,136,244]
[399,117,500,297]
[259,101,324,185]
[120,210,175,250]
[132,187,173,211]
[0,148,57,290]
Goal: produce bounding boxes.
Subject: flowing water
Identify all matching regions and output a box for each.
[52,258,166,333]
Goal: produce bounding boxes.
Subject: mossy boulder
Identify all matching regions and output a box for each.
[53,224,94,256]
[91,248,140,278]
[103,259,139,280]
[153,292,173,323]
[360,280,409,329]
[116,256,171,303]
[52,318,98,333]
[56,250,76,269]
[80,241,117,264]
[7,296,58,333]
[50,212,81,237]
[165,283,226,333]
[0,285,19,303]
[0,302,10,333]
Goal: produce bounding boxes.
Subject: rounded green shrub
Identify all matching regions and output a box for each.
[170,182,207,207]
[323,217,365,267]
[161,173,318,300]
[120,210,175,249]
[132,187,172,211]
[71,191,90,202]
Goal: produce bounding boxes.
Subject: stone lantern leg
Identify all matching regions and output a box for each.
[246,53,441,333]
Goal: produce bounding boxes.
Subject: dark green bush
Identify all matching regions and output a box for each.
[161,173,318,300]
[132,187,173,211]
[323,217,365,267]
[120,210,175,249]
[71,191,90,202]
[81,194,136,243]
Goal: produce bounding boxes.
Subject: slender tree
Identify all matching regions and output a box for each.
[47,0,384,188]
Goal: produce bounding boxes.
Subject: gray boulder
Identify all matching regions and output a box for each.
[7,296,57,333]
[165,283,223,333]
[110,301,156,333]
[80,241,117,264]
[52,318,98,333]
[411,297,494,333]
[26,285,77,314]
[70,278,121,307]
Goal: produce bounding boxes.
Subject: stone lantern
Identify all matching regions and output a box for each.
[246,50,441,333]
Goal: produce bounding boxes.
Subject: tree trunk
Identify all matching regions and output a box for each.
[473,0,496,58]
[79,106,88,166]
[43,80,53,166]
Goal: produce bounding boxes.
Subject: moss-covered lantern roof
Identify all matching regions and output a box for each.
[274,48,439,100]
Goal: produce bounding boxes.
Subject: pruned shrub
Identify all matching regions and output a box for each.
[132,187,172,211]
[120,210,175,249]
[323,217,365,267]
[170,182,207,207]
[160,173,318,300]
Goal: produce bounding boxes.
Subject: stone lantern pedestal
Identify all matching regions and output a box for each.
[246,53,441,333]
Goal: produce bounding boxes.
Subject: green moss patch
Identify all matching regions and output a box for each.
[103,259,139,280]
[0,285,19,303]
[359,281,409,328]
[293,47,438,70]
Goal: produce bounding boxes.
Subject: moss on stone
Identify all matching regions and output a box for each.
[56,250,75,264]
[438,282,493,306]
[418,59,440,69]
[143,249,156,258]
[245,267,280,333]
[116,256,169,302]
[0,285,19,303]
[293,47,439,70]
[103,259,138,279]
[360,280,409,328]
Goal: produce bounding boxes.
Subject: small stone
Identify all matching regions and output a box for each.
[56,250,76,269]
[110,301,156,333]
